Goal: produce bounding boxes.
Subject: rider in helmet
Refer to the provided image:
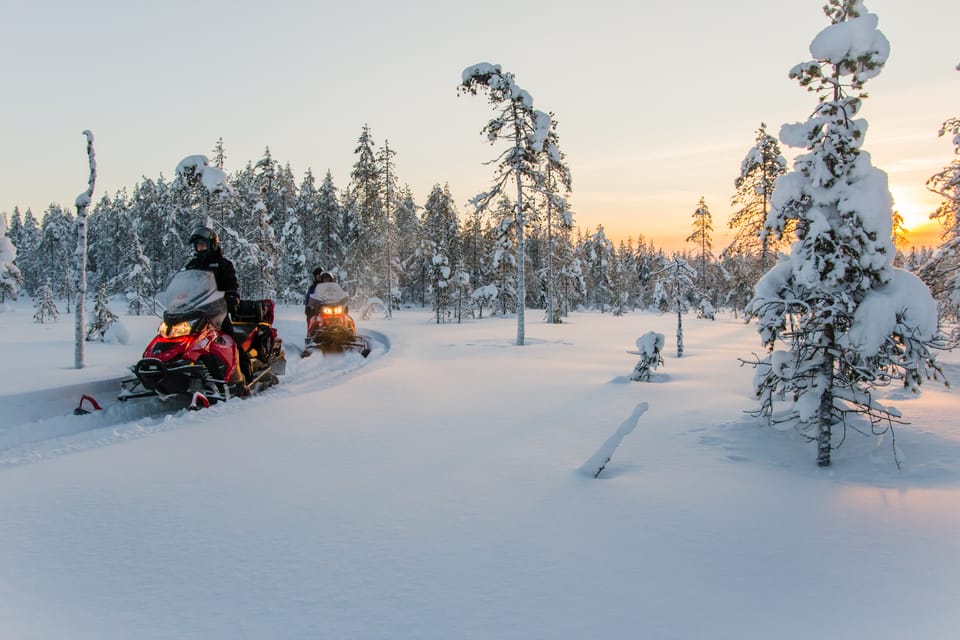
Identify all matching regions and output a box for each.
[304,269,348,318]
[186,226,239,314]
[304,267,329,312]
[185,225,248,383]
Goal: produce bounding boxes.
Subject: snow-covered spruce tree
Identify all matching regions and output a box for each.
[278,210,308,304]
[460,63,552,345]
[312,170,344,271]
[0,212,24,303]
[537,114,574,324]
[17,209,41,295]
[33,279,58,323]
[420,183,463,316]
[554,222,585,318]
[729,123,788,274]
[609,241,633,316]
[428,248,453,324]
[919,105,960,328]
[460,201,497,315]
[37,205,75,301]
[629,331,665,382]
[87,284,118,341]
[718,248,756,320]
[345,125,385,305]
[652,257,696,357]
[132,176,182,293]
[584,225,615,312]
[378,140,400,316]
[746,1,945,468]
[123,231,153,315]
[490,196,519,316]
[393,186,422,306]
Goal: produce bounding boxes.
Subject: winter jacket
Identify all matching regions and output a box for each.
[185,250,240,311]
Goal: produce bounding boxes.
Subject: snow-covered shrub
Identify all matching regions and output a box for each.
[629,331,665,382]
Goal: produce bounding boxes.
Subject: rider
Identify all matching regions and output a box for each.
[186,225,248,383]
[304,269,350,327]
[303,266,327,314]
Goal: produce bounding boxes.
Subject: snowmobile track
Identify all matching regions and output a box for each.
[0,330,390,469]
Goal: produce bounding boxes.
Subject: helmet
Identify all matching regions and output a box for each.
[189,226,219,256]
[318,271,335,283]
[312,266,325,281]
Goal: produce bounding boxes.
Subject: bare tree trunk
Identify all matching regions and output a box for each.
[817,324,836,467]
[545,168,555,324]
[513,104,526,346]
[676,276,684,358]
[74,130,96,369]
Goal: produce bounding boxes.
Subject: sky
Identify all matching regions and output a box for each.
[2,300,959,638]
[3,0,959,251]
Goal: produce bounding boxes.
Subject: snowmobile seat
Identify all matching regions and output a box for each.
[233,299,275,324]
[229,299,277,361]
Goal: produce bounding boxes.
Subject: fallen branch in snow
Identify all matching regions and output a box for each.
[579,402,649,478]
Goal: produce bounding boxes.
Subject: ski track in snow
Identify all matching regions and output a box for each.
[0,330,390,469]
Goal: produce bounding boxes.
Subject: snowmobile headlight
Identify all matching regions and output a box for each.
[321,305,343,316]
[159,320,193,337]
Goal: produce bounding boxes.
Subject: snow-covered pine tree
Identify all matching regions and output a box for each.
[652,258,696,357]
[537,114,573,324]
[729,123,788,274]
[919,105,960,329]
[629,331,665,382]
[0,212,24,303]
[686,196,713,292]
[460,62,552,345]
[33,279,58,323]
[173,155,217,228]
[746,0,944,468]
[378,140,400,316]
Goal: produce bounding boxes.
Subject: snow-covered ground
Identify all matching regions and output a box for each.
[1,301,959,640]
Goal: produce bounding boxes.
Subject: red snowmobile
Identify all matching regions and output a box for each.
[302,283,371,358]
[118,269,286,409]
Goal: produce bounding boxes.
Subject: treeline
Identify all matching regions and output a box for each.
[0,120,955,325]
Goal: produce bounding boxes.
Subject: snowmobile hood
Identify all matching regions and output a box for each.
[309,282,349,306]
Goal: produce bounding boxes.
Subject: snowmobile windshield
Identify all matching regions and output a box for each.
[308,282,349,306]
[162,269,226,319]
